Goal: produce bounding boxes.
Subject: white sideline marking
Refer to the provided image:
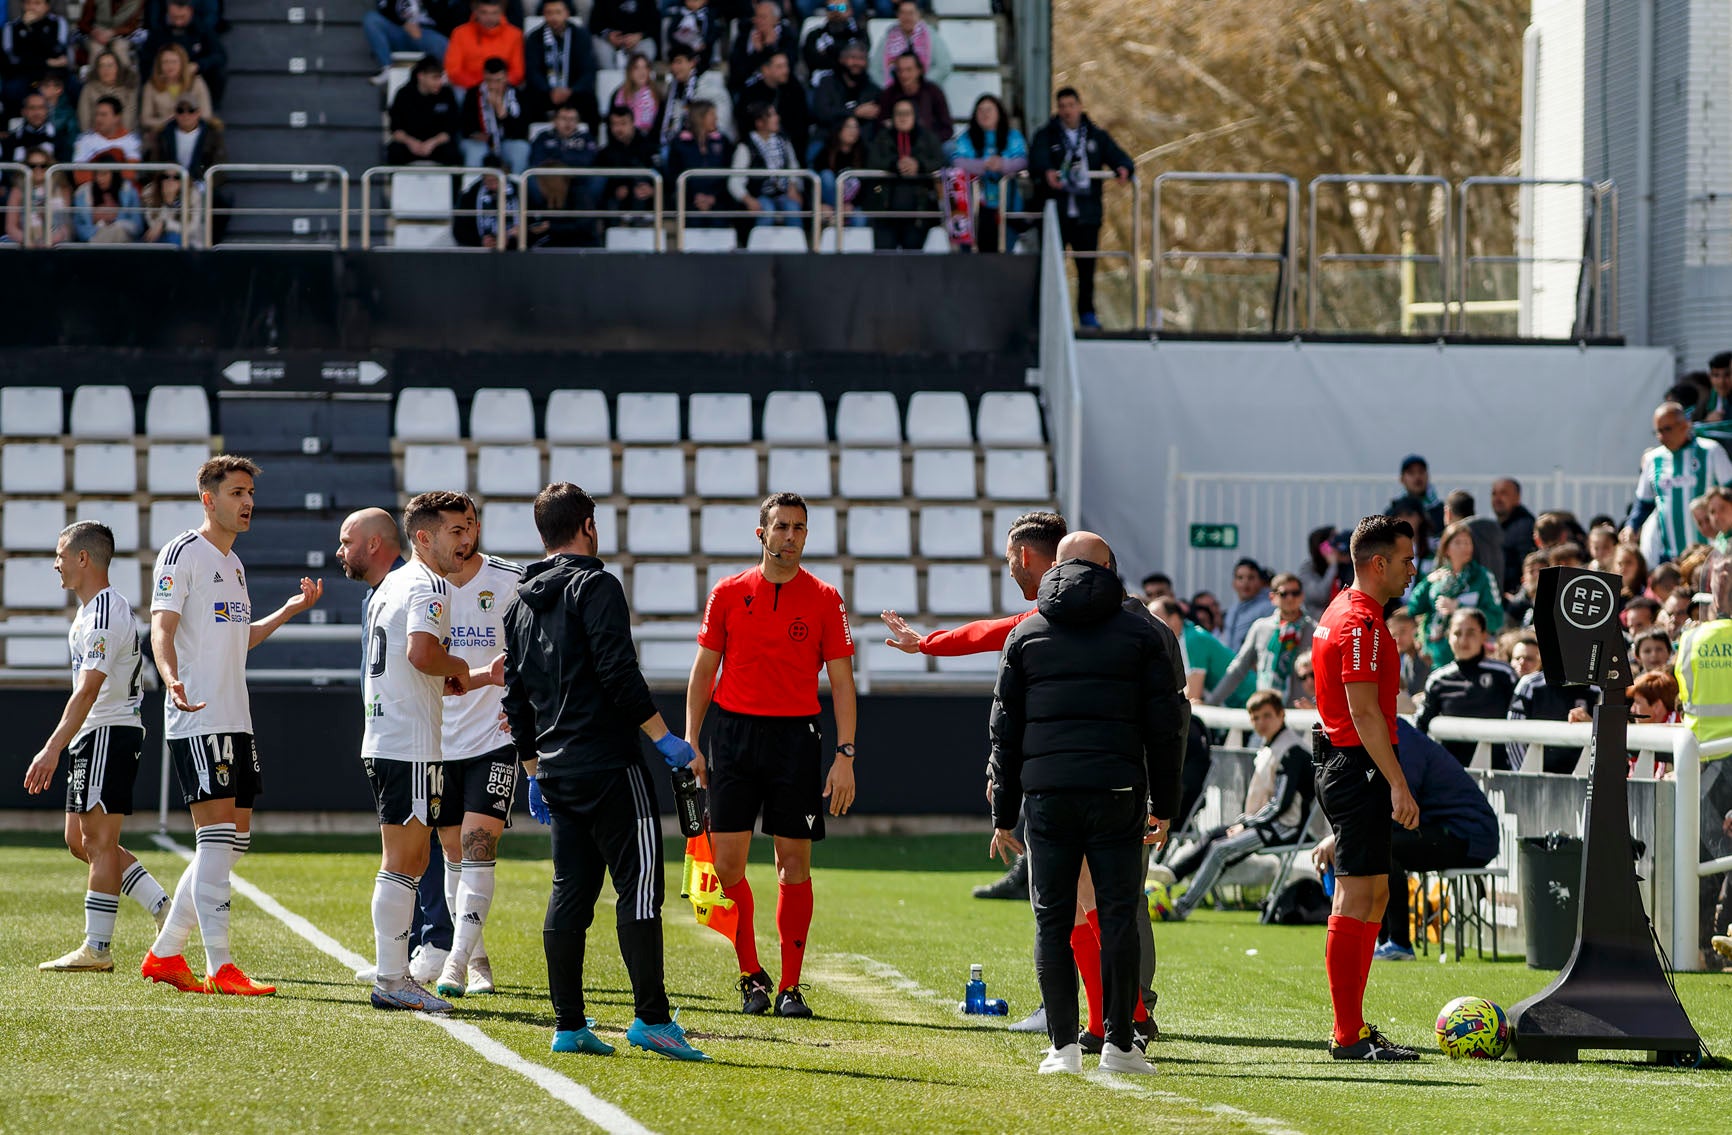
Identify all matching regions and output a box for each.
[149,834,660,1135]
[1086,1070,1305,1135]
[824,952,950,1003]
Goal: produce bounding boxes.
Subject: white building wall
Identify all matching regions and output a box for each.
[1521,0,1586,339]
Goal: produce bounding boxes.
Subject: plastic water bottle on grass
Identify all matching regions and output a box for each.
[963,964,987,1013]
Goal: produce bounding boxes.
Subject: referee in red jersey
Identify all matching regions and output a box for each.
[1311,514,1422,1062]
[686,492,857,1019]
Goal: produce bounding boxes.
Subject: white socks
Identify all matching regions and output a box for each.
[448,860,496,970]
[120,861,169,917]
[84,890,119,952]
[443,857,462,919]
[192,823,238,973]
[373,870,418,982]
[150,857,201,957]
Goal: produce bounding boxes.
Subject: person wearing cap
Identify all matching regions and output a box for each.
[144,93,226,180]
[1390,455,1445,535]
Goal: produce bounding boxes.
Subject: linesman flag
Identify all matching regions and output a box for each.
[680,833,738,942]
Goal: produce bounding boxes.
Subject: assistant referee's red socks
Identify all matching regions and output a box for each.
[723,877,761,976]
[1326,914,1375,1046]
[1082,909,1149,1024]
[777,879,813,991]
[1071,920,1105,1036]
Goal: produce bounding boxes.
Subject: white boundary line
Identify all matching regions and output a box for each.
[149,834,659,1135]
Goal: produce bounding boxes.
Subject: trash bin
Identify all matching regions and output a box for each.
[1519,833,1583,969]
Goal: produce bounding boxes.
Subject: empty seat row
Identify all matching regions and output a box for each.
[2,442,211,495]
[574,559,1021,620]
[3,557,143,610]
[2,500,206,555]
[0,386,211,440]
[395,388,1045,447]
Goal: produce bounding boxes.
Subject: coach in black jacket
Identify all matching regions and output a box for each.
[989,532,1189,1071]
[501,481,706,1057]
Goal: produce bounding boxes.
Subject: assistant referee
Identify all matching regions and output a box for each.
[686,491,857,1020]
[1310,514,1422,1062]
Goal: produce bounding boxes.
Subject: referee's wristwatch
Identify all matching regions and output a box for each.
[835,744,856,759]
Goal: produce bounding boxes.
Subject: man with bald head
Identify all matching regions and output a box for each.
[336,508,403,589]
[1624,402,1732,564]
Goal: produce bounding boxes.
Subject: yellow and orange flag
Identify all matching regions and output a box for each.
[680,832,737,942]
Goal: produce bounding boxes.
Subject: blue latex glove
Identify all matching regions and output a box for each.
[527,775,550,825]
[654,733,696,769]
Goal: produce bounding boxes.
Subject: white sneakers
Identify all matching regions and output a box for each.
[369,66,392,87]
[1099,1042,1157,1075]
[1038,1044,1082,1075]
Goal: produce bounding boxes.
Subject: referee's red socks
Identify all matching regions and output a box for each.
[723,877,761,976]
[1325,915,1378,1045]
[777,879,813,991]
[1081,909,1150,1026]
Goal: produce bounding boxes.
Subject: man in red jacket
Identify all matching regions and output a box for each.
[443,0,523,89]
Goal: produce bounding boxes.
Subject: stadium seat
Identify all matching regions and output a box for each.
[694,448,759,498]
[616,393,681,442]
[991,504,1055,541]
[805,505,839,557]
[1,386,62,436]
[403,444,469,494]
[603,227,658,252]
[999,566,1025,613]
[79,500,139,552]
[852,562,918,612]
[846,506,912,558]
[3,500,67,552]
[633,562,698,615]
[926,563,991,614]
[69,385,134,438]
[596,68,624,107]
[935,650,1000,674]
[146,443,211,495]
[819,225,875,254]
[932,0,990,15]
[476,444,542,496]
[983,449,1050,499]
[626,504,692,555]
[805,560,843,592]
[390,170,453,220]
[148,501,205,549]
[861,640,929,674]
[911,449,977,499]
[919,506,984,557]
[594,503,619,556]
[143,386,212,440]
[545,389,611,443]
[700,504,761,555]
[922,226,952,254]
[638,637,700,674]
[939,18,998,66]
[835,391,901,445]
[838,448,903,499]
[72,443,136,494]
[682,228,740,252]
[604,561,625,589]
[905,391,972,446]
[767,448,832,497]
[688,393,754,443]
[976,391,1044,445]
[109,556,142,609]
[548,445,613,495]
[389,222,456,248]
[941,71,1003,116]
[745,226,809,252]
[621,447,688,497]
[469,388,536,442]
[3,559,66,609]
[2,443,65,493]
[3,616,76,667]
[762,391,828,443]
[480,502,541,556]
[706,561,753,591]
[395,388,461,441]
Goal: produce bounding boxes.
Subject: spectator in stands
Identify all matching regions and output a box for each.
[2,145,69,245]
[608,52,661,133]
[139,44,212,133]
[875,50,949,141]
[951,93,1026,254]
[1187,590,1221,635]
[1387,607,1429,702]
[593,104,657,219]
[524,161,593,246]
[736,50,809,157]
[1029,86,1130,329]
[141,166,199,245]
[145,96,226,179]
[1491,477,1535,596]
[76,50,136,135]
[663,0,719,68]
[1704,486,1732,553]
[1502,549,1544,629]
[1628,672,1679,778]
[657,44,730,154]
[149,0,221,36]
[1532,509,1583,553]
[1290,649,1315,709]
[727,1,795,95]
[863,96,939,249]
[77,0,146,73]
[530,100,594,167]
[459,56,531,172]
[729,101,803,226]
[2,0,70,114]
[1206,571,1314,706]
[802,0,866,80]
[591,0,660,68]
[35,69,77,144]
[809,38,877,156]
[445,0,524,90]
[1218,558,1271,653]
[1409,520,1504,669]
[72,95,140,166]
[1624,402,1732,566]
[1417,608,1518,769]
[1586,520,1618,574]
[1388,495,1433,574]
[1141,574,1173,601]
[141,0,225,106]
[667,98,735,226]
[452,160,520,246]
[1626,595,1660,638]
[1651,560,1683,606]
[7,88,72,162]
[1506,632,1541,676]
[1442,490,1504,589]
[1708,352,1732,421]
[1506,639,1593,774]
[1617,544,1649,601]
[812,113,865,228]
[877,0,947,85]
[364,0,451,87]
[1294,526,1344,620]
[71,154,141,242]
[1634,627,1673,676]
[523,0,596,125]
[1390,455,1445,535]
[1548,541,1585,569]
[387,55,462,165]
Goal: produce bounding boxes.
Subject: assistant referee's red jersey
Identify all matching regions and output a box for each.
[1311,586,1399,747]
[697,567,855,717]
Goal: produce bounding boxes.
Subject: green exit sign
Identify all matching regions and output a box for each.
[1189,523,1239,550]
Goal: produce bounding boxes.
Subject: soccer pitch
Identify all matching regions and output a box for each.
[5,831,1730,1135]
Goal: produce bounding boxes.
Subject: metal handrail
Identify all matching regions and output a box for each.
[360,165,509,250]
[516,166,665,251]
[834,167,946,252]
[45,162,190,249]
[0,162,33,247]
[675,168,821,250]
[1456,176,1602,336]
[204,163,350,249]
[1151,171,1299,332]
[1306,174,1452,332]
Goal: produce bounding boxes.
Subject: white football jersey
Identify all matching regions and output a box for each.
[444,554,522,761]
[150,530,253,740]
[70,586,144,742]
[362,559,452,761]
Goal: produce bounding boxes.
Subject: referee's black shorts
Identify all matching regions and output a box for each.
[1314,744,1393,877]
[708,706,826,841]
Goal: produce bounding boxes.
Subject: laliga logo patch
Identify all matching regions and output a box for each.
[478,590,495,611]
[788,618,810,643]
[429,600,445,621]
[156,574,174,596]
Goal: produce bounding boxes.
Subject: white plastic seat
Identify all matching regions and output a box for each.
[700,504,761,556]
[852,563,918,612]
[745,226,809,252]
[476,444,542,496]
[984,449,1050,499]
[3,617,78,667]
[479,502,542,556]
[603,226,659,251]
[638,637,700,674]
[620,447,687,497]
[69,385,134,439]
[595,68,624,107]
[3,559,67,609]
[922,225,952,254]
[935,650,1000,673]
[693,448,759,498]
[838,448,903,499]
[940,18,998,66]
[545,389,611,443]
[403,443,468,494]
[835,391,901,445]
[395,388,461,441]
[391,170,453,220]
[626,504,692,555]
[470,388,536,442]
[766,448,832,498]
[2,442,66,493]
[911,449,976,499]
[80,501,139,552]
[862,640,930,673]
[762,391,828,443]
[604,561,625,589]
[941,71,1003,116]
[594,504,619,556]
[146,443,211,495]
[144,386,212,440]
[616,393,681,442]
[821,225,875,254]
[72,443,136,494]
[991,504,1057,542]
[706,561,754,592]
[932,0,990,15]
[148,501,206,549]
[3,500,67,552]
[687,393,754,443]
[846,505,911,558]
[682,227,739,252]
[804,505,839,557]
[633,562,698,615]
[926,563,991,615]
[548,445,613,495]
[108,556,142,609]
[976,391,1044,446]
[905,391,972,446]
[390,222,457,249]
[919,506,983,558]
[804,560,843,592]
[1,386,62,436]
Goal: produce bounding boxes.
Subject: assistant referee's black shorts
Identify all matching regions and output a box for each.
[708,706,826,841]
[1314,744,1393,877]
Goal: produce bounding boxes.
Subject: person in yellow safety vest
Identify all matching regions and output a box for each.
[1673,556,1732,966]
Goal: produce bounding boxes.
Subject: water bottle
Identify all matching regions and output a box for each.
[670,767,703,838]
[964,964,987,1014]
[984,998,1008,1015]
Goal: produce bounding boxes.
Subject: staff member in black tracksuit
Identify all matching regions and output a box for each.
[988,532,1188,1077]
[1415,608,1518,769]
[500,482,710,1063]
[1027,86,1131,330]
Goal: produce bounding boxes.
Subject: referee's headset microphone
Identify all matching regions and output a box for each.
[760,532,784,558]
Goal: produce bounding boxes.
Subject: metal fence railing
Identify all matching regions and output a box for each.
[518,166,665,250]
[205,163,350,249]
[44,162,191,250]
[360,165,510,250]
[675,168,821,251]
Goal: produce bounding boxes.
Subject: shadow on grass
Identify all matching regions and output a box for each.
[1180,1033,1342,1052]
[1179,1068,1471,1087]
[712,1058,973,1087]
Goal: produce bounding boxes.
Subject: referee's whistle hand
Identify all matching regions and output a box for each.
[1391,785,1420,831]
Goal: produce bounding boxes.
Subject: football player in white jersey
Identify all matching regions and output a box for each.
[433,498,521,999]
[364,492,499,1012]
[24,521,173,973]
[143,455,323,997]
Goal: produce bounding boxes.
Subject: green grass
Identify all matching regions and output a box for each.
[3,830,1731,1134]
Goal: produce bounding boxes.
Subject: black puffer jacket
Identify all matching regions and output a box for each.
[988,559,1190,829]
[501,553,658,779]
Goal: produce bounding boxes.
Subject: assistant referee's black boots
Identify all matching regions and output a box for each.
[973,854,1029,900]
[738,970,773,1015]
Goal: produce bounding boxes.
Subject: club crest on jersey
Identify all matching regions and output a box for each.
[788,618,810,642]
[156,574,174,596]
[214,759,230,787]
[478,590,496,611]
[429,600,445,621]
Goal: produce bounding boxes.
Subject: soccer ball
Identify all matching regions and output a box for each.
[1435,996,1511,1059]
[1145,883,1173,921]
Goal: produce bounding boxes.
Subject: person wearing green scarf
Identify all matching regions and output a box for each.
[1406,520,1504,669]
